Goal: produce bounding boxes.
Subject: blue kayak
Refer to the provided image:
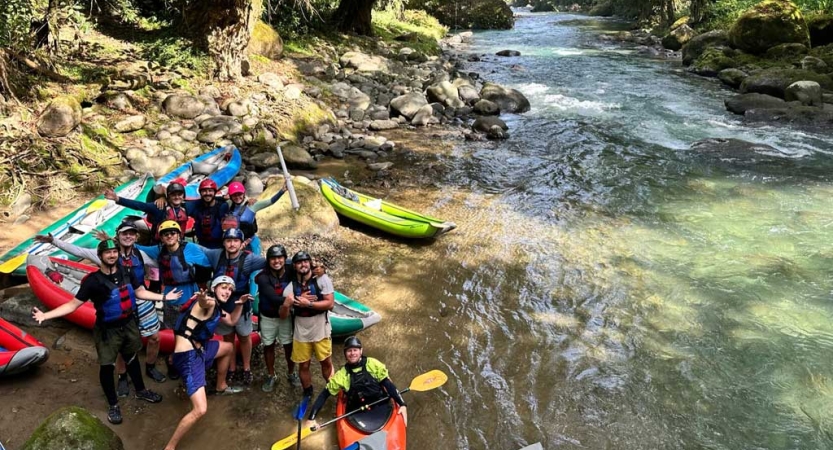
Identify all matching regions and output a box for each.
[152,146,242,200]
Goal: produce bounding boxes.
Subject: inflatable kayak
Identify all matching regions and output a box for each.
[249,270,381,336]
[26,255,260,353]
[337,392,406,450]
[0,174,154,278]
[151,146,242,201]
[0,317,49,377]
[320,178,456,239]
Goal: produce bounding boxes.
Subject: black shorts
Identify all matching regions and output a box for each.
[93,321,143,366]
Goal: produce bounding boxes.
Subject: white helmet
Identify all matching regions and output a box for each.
[211,275,236,291]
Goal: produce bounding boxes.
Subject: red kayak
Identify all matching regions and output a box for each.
[336,392,406,450]
[26,255,259,353]
[0,317,49,377]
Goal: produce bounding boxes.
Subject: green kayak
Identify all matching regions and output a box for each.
[320,177,456,239]
[0,174,154,277]
[249,270,381,337]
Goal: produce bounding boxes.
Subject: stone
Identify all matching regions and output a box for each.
[10,193,32,217]
[247,20,283,60]
[724,93,786,115]
[682,30,729,66]
[284,84,304,100]
[765,43,808,59]
[411,104,435,127]
[340,51,390,73]
[729,0,810,55]
[472,116,508,133]
[282,144,318,169]
[96,92,132,112]
[22,406,123,450]
[197,128,228,143]
[162,94,206,119]
[473,99,500,116]
[0,291,43,327]
[368,161,394,171]
[496,50,521,57]
[801,56,828,72]
[457,84,481,105]
[258,72,284,90]
[369,119,398,131]
[128,151,178,177]
[785,81,823,106]
[390,92,429,119]
[480,82,530,113]
[661,24,695,51]
[226,99,252,117]
[349,108,365,122]
[487,125,509,140]
[328,142,346,158]
[37,96,82,137]
[199,86,221,98]
[718,68,749,89]
[256,179,339,238]
[114,115,146,133]
[741,68,833,98]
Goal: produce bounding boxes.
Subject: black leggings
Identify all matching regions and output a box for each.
[100,353,146,405]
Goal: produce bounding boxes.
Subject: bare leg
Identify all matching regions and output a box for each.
[239,334,252,371]
[299,361,312,389]
[283,343,295,375]
[222,334,236,373]
[215,341,234,391]
[164,387,208,450]
[320,357,333,383]
[145,332,160,365]
[264,344,276,377]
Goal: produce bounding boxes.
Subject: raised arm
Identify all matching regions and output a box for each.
[32,299,84,324]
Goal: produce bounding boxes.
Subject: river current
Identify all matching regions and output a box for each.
[352,9,833,450]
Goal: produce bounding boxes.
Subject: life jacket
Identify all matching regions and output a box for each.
[346,357,387,410]
[150,205,189,242]
[118,249,145,282]
[226,202,257,237]
[255,269,290,318]
[93,269,137,326]
[158,243,193,286]
[215,251,251,297]
[292,276,326,317]
[194,201,224,244]
[174,296,221,347]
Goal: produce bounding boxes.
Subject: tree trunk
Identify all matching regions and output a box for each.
[188,0,259,81]
[334,0,376,36]
[664,0,675,27]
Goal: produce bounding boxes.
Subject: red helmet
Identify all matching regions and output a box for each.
[228,181,245,196]
[199,179,217,191]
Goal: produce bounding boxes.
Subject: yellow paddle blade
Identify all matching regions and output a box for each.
[0,253,28,274]
[409,369,448,392]
[271,426,313,450]
[86,198,110,213]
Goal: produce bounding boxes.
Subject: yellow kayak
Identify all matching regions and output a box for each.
[320,178,456,239]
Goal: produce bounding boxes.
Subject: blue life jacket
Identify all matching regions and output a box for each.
[228,202,257,237]
[158,243,193,286]
[97,270,137,325]
[118,251,145,282]
[292,276,325,317]
[216,251,251,297]
[193,202,224,246]
[174,297,221,347]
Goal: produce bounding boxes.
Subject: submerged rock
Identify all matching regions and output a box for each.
[725,93,786,115]
[480,82,530,113]
[22,406,124,450]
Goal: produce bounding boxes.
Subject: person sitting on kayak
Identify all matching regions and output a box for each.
[163,275,247,450]
[306,336,407,427]
[221,181,287,254]
[32,239,181,425]
[34,220,169,391]
[105,181,189,244]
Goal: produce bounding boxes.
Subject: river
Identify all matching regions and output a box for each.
[348,9,833,450]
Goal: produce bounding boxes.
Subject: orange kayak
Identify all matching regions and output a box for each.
[336,392,406,450]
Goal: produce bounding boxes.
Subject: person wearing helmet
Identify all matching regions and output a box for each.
[33,239,182,425]
[198,227,267,386]
[104,181,189,243]
[306,336,407,428]
[283,251,335,399]
[34,220,169,391]
[164,275,249,450]
[184,178,229,249]
[222,180,288,255]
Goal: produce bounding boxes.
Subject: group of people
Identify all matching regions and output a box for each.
[30,178,406,449]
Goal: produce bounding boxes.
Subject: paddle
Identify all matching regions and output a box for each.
[276,144,300,211]
[271,369,448,450]
[294,395,310,450]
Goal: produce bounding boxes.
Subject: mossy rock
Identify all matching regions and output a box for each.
[255,178,339,239]
[671,16,691,30]
[728,0,810,55]
[22,406,124,450]
[765,42,808,60]
[808,15,833,46]
[37,96,82,137]
[682,30,730,66]
[248,20,283,60]
[662,24,695,51]
[690,47,767,77]
[408,0,513,30]
[740,68,833,98]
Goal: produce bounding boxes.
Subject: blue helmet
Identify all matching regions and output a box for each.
[223,228,245,241]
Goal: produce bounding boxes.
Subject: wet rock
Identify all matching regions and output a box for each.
[725,93,786,115]
[740,68,833,98]
[487,125,509,140]
[472,116,508,133]
[496,50,521,57]
[785,81,823,106]
[718,68,749,89]
[114,115,146,133]
[22,406,123,450]
[473,99,501,116]
[369,119,398,131]
[690,138,785,162]
[428,81,464,108]
[162,94,206,119]
[728,0,810,54]
[480,82,530,113]
[328,142,346,158]
[681,30,729,66]
[390,92,428,119]
[37,96,82,137]
[455,80,481,105]
[411,104,435,126]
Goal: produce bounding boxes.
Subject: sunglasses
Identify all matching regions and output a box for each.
[161,231,179,237]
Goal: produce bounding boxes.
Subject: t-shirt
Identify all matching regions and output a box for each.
[75,269,143,323]
[286,274,334,343]
[326,357,389,396]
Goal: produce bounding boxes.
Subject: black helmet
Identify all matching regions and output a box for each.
[167,182,186,196]
[343,336,362,351]
[97,239,118,256]
[116,220,138,235]
[292,251,311,264]
[267,244,288,259]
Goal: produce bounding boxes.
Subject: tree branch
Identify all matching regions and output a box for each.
[6,50,71,83]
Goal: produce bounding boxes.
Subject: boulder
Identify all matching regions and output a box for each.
[248,20,283,60]
[766,43,808,60]
[427,81,461,107]
[740,68,833,98]
[487,125,509,140]
[682,30,730,66]
[257,72,284,90]
[472,116,508,133]
[661,24,695,51]
[369,119,398,131]
[785,80,823,106]
[728,0,810,55]
[690,47,736,77]
[37,96,82,137]
[225,99,254,117]
[162,94,206,119]
[718,68,749,88]
[22,406,123,450]
[801,55,828,72]
[808,14,833,46]
[473,99,500,115]
[496,50,521,56]
[390,92,429,119]
[339,52,389,73]
[249,144,317,170]
[255,178,339,239]
[127,149,178,177]
[114,115,146,133]
[411,104,435,127]
[724,93,786,115]
[480,82,530,113]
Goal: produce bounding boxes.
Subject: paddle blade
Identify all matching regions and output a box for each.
[0,253,28,274]
[271,427,313,450]
[294,395,309,421]
[86,198,110,213]
[408,369,448,392]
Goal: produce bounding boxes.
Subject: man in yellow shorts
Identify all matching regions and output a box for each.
[282,251,335,399]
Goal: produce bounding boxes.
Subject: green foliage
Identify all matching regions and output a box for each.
[137,34,209,72]
[373,9,447,54]
[0,0,33,50]
[408,0,514,30]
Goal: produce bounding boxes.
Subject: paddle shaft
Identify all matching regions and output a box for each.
[315,387,411,431]
[276,146,300,210]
